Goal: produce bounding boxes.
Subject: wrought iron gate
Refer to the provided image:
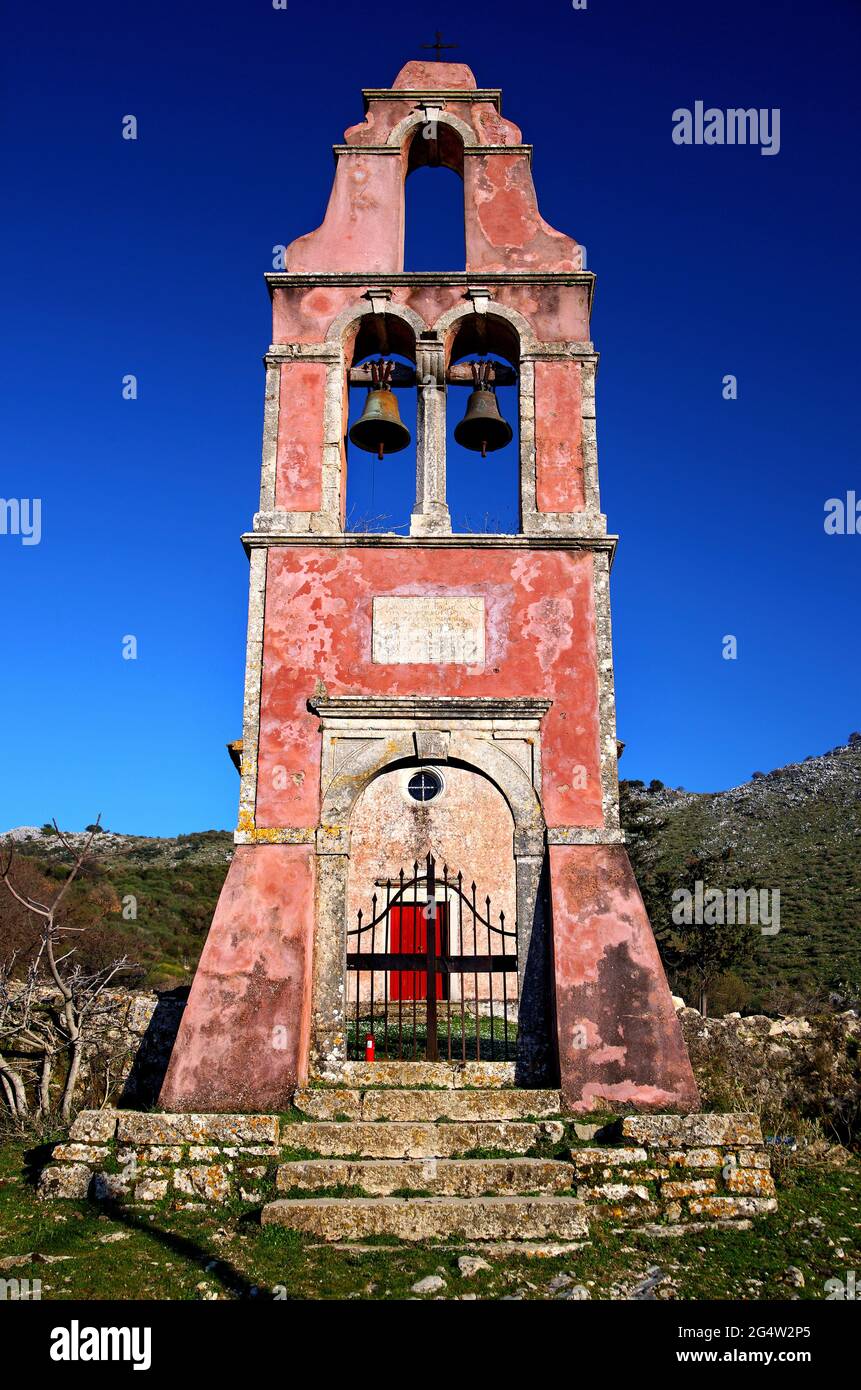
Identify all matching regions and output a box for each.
[346,853,518,1062]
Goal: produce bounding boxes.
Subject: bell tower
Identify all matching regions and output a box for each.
[160,59,699,1114]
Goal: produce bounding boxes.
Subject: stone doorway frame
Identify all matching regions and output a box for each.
[307,695,552,1082]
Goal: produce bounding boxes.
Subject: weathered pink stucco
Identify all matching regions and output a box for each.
[535,361,585,513]
[275,363,326,512]
[549,845,700,1113]
[284,59,582,276]
[159,847,315,1112]
[254,546,604,831]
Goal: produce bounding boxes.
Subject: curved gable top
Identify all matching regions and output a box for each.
[284,61,582,276]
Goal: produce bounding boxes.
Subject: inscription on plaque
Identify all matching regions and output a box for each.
[372,596,485,665]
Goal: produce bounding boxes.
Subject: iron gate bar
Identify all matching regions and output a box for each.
[347,955,515,971]
[346,852,518,1063]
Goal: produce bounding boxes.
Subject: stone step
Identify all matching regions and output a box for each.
[294,1087,561,1123]
[337,1061,515,1089]
[275,1157,574,1197]
[261,1194,588,1242]
[281,1120,564,1159]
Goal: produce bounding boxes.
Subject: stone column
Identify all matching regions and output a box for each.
[237,546,267,836]
[410,337,451,536]
[310,827,351,1080]
[514,836,555,1087]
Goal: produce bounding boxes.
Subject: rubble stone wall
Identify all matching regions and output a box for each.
[39,1108,776,1232]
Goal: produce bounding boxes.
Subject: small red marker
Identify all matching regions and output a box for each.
[365,1034,375,1062]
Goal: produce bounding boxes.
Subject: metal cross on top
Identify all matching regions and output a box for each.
[422,31,457,61]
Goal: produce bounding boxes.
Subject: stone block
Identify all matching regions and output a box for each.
[116,1113,278,1146]
[671,1147,723,1169]
[281,1120,563,1160]
[92,1172,132,1201]
[724,1168,776,1197]
[294,1089,362,1120]
[361,1089,561,1123]
[69,1110,119,1143]
[52,1144,110,1164]
[136,1178,169,1202]
[261,1195,588,1242]
[173,1165,233,1202]
[688,1195,778,1219]
[38,1164,92,1199]
[737,1148,771,1169]
[661,1179,717,1199]
[276,1157,573,1197]
[577,1183,651,1202]
[571,1147,648,1165]
[126,997,157,1035]
[621,1113,763,1148]
[117,1146,183,1165]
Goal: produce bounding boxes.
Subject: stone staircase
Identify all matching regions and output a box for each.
[39,1062,777,1244]
[263,1063,585,1242]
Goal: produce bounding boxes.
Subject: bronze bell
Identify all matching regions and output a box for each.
[454,362,513,458]
[349,360,411,460]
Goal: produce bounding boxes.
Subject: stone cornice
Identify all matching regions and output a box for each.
[333,144,532,162]
[362,88,503,112]
[241,532,618,563]
[309,695,553,722]
[266,271,595,294]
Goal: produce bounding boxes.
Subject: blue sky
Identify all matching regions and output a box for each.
[1,0,858,835]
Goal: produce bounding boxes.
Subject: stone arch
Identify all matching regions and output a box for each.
[312,730,552,1082]
[321,731,545,853]
[434,300,540,362]
[324,299,429,353]
[387,110,477,164]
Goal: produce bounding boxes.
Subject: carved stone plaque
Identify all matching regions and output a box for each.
[372,596,485,665]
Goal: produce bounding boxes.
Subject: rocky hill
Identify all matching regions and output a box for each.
[0,828,234,989]
[1,738,859,1008]
[621,737,861,1013]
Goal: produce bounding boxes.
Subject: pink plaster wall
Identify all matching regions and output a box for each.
[286,154,405,274]
[275,363,326,512]
[254,545,604,831]
[270,283,591,358]
[549,844,700,1113]
[159,846,315,1112]
[464,154,582,274]
[535,361,585,513]
[282,62,584,277]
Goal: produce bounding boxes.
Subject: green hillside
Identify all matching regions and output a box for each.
[621,739,861,1013]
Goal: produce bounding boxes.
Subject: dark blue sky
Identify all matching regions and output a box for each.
[1,0,859,834]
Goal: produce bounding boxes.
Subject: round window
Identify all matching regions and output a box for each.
[407,770,443,803]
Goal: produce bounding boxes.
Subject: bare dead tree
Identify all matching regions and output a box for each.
[0,817,134,1121]
[0,954,34,1116]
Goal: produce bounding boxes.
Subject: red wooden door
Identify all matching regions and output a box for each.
[389,904,447,1000]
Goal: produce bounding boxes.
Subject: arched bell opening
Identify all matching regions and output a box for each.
[403,124,466,273]
[445,316,521,535]
[343,313,417,535]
